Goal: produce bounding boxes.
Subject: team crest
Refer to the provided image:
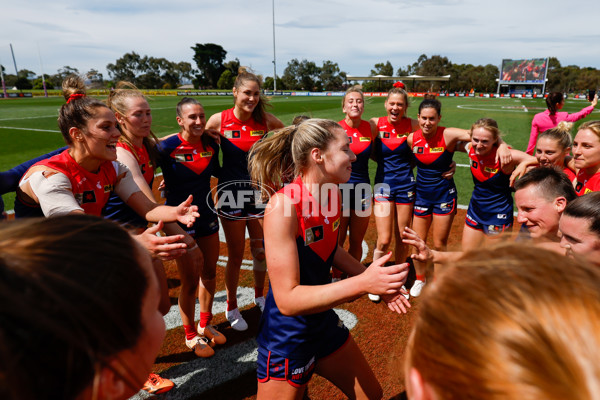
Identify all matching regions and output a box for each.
[175,154,194,162]
[305,225,324,245]
[75,190,97,204]
[471,160,478,169]
[413,147,424,154]
[224,130,241,139]
[380,131,391,139]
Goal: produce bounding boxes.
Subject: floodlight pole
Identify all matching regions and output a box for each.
[9,44,18,76]
[272,0,277,92]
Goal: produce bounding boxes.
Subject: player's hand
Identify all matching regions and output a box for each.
[176,195,200,227]
[402,227,433,263]
[441,161,456,180]
[496,142,512,166]
[205,129,221,144]
[381,291,411,314]
[134,221,187,260]
[362,252,409,295]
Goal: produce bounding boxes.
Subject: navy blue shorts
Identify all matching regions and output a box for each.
[216,182,266,220]
[373,181,415,205]
[465,212,512,236]
[257,318,349,386]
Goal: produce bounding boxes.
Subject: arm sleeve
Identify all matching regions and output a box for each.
[28,171,84,216]
[526,117,539,155]
[0,147,67,194]
[565,105,595,122]
[113,162,142,203]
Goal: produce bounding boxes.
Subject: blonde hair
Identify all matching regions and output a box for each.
[470,117,502,143]
[538,120,573,150]
[578,120,600,140]
[248,118,341,197]
[106,81,159,166]
[386,87,409,107]
[405,243,600,400]
[342,85,364,108]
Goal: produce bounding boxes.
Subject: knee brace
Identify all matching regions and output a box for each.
[251,240,267,271]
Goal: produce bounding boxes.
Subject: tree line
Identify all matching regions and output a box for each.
[1,44,598,93]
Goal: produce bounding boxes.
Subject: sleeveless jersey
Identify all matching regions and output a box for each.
[467,146,513,225]
[256,176,342,358]
[338,119,372,184]
[17,150,117,217]
[575,170,600,196]
[103,142,154,227]
[562,166,576,182]
[374,116,414,186]
[219,108,267,183]
[412,127,456,203]
[158,134,219,212]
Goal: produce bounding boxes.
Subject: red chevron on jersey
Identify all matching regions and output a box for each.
[283,177,340,262]
[412,127,448,165]
[221,108,267,152]
[376,116,411,152]
[117,141,154,185]
[575,170,600,196]
[33,150,117,216]
[339,119,372,156]
[469,146,501,182]
[169,134,214,175]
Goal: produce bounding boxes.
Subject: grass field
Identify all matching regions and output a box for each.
[1,94,598,210]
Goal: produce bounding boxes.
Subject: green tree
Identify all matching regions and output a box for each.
[320,60,345,91]
[217,70,235,89]
[15,76,33,90]
[191,43,227,89]
[106,52,143,83]
[54,66,80,82]
[363,61,394,91]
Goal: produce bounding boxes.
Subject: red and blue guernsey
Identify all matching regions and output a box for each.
[257,177,346,359]
[103,142,154,228]
[374,116,415,192]
[219,108,267,183]
[466,146,513,229]
[338,119,372,184]
[574,170,600,196]
[158,134,220,235]
[15,150,116,218]
[412,127,456,204]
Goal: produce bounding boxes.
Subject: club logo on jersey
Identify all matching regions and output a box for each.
[224,130,241,139]
[471,160,478,169]
[103,184,113,193]
[332,218,340,232]
[380,131,391,139]
[200,151,213,158]
[175,154,194,162]
[359,137,371,142]
[413,147,424,154]
[484,167,499,174]
[430,147,444,153]
[575,182,584,192]
[250,130,264,137]
[75,190,97,204]
[305,225,324,245]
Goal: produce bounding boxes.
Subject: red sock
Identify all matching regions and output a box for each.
[416,274,426,282]
[199,312,212,329]
[227,299,237,311]
[183,324,197,340]
[255,287,264,298]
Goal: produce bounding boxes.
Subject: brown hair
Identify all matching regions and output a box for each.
[248,118,342,197]
[0,215,149,400]
[563,191,600,237]
[233,67,270,125]
[513,166,577,203]
[406,243,600,400]
[546,92,564,115]
[106,81,160,166]
[538,120,573,150]
[58,75,110,145]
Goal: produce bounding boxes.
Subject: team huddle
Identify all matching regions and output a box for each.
[2,69,600,400]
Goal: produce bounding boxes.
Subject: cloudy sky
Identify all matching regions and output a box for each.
[2,0,600,81]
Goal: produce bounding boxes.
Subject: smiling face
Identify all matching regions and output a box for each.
[417,107,441,136]
[536,136,569,168]
[177,103,206,141]
[118,96,152,141]
[385,93,408,123]
[471,127,496,157]
[233,80,260,115]
[342,92,364,120]
[515,185,563,239]
[78,107,121,161]
[559,215,600,266]
[573,128,600,172]
[320,127,356,184]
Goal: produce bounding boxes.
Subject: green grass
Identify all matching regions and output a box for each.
[1,95,598,210]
